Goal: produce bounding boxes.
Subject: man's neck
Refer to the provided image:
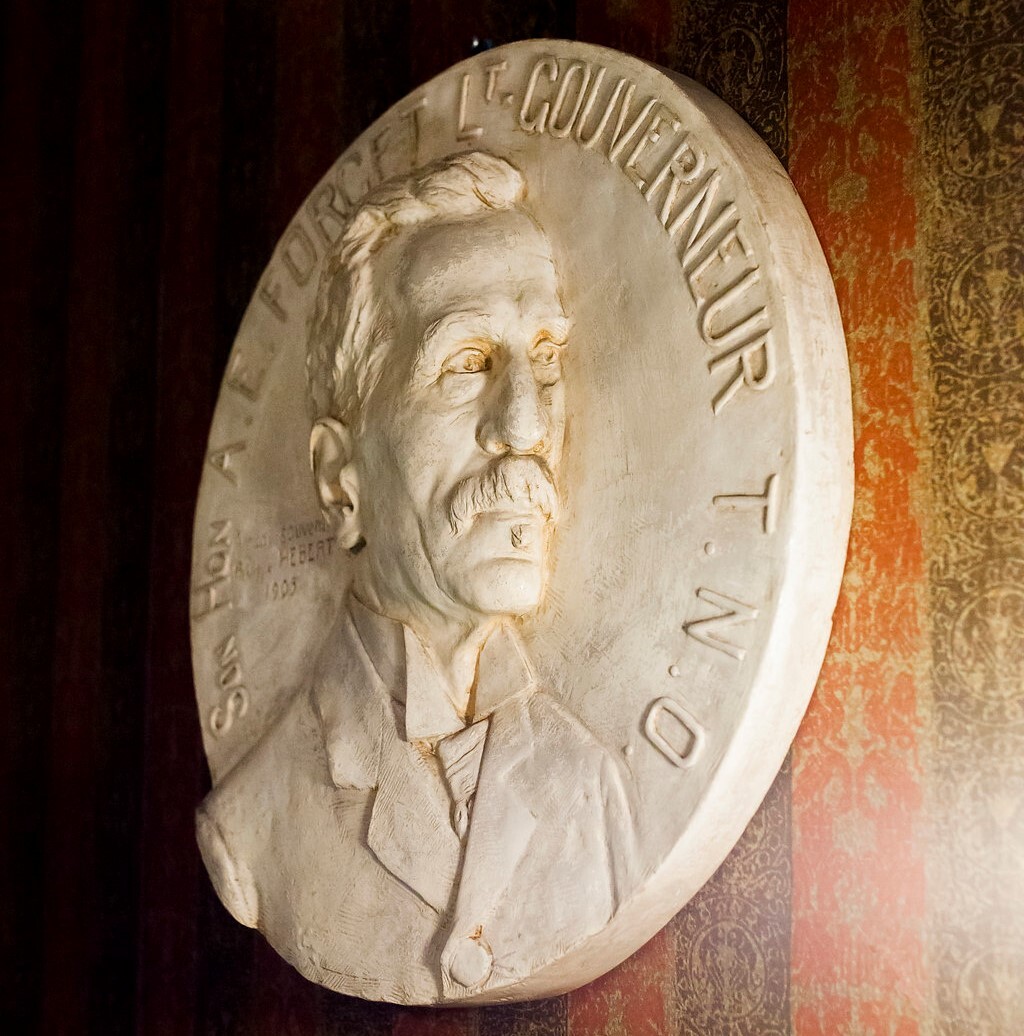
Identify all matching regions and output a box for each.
[415,619,494,718]
[351,580,498,715]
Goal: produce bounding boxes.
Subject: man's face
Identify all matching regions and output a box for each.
[354,210,569,625]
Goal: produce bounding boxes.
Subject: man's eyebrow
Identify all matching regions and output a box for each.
[415,311,494,376]
[421,311,491,351]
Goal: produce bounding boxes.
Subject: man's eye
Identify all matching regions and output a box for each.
[532,340,563,367]
[444,348,491,375]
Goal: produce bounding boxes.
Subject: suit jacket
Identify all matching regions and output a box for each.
[197,602,636,1004]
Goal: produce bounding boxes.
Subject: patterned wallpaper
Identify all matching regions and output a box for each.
[789,0,927,1031]
[218,2,1024,1031]
[6,0,1020,1031]
[921,0,1024,1031]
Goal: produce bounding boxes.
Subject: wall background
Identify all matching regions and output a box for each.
[2,0,1021,1032]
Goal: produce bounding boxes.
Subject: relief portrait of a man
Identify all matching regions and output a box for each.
[196,151,638,1005]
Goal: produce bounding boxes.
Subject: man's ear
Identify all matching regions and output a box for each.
[310,418,363,551]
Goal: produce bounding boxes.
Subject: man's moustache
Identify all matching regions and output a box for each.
[447,455,560,535]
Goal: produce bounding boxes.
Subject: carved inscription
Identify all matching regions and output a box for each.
[264,576,297,601]
[645,697,704,769]
[225,518,339,610]
[257,276,287,322]
[508,56,777,413]
[207,441,246,486]
[484,61,508,103]
[518,57,558,133]
[209,634,249,737]
[441,55,778,417]
[684,587,759,660]
[226,343,274,402]
[714,473,779,533]
[249,58,778,418]
[457,74,483,141]
[192,519,234,618]
[255,96,428,324]
[279,225,318,286]
[304,181,348,248]
[268,519,336,572]
[278,535,335,568]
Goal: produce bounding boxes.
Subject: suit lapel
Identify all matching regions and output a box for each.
[366,713,462,913]
[314,608,462,914]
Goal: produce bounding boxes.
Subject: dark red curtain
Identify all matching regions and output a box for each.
[4,2,792,1032]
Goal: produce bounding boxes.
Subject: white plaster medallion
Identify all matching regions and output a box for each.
[190,39,853,1006]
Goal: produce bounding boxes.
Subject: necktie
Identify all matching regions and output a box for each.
[437,719,489,840]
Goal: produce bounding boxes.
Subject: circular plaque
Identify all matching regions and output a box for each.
[190,40,852,1005]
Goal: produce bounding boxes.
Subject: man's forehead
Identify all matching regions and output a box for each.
[384,210,563,318]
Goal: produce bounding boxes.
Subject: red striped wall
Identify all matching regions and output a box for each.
[5,0,1023,1032]
[787,1,928,1032]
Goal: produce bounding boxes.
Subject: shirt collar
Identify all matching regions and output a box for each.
[348,594,536,742]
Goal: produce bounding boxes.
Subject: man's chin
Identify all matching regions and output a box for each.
[452,556,547,618]
[432,511,554,617]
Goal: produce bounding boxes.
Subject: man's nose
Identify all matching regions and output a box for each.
[477,355,548,456]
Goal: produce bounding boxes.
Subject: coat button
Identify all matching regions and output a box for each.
[448,935,493,988]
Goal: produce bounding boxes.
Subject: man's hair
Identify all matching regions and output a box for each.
[306,151,527,428]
